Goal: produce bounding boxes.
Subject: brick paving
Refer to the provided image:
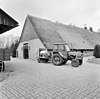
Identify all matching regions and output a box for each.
[0,58,100,99]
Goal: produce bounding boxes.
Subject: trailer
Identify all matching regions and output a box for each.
[0,48,11,72]
[36,48,51,63]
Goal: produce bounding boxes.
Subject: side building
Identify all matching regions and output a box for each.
[0,8,18,34]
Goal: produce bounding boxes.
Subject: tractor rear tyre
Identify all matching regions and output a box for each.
[71,59,79,67]
[52,54,63,66]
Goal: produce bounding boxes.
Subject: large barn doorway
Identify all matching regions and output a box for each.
[23,43,29,59]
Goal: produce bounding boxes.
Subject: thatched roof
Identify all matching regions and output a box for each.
[56,24,100,49]
[55,24,97,49]
[20,15,100,49]
[20,15,65,49]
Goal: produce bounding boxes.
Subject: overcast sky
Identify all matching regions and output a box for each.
[0,0,100,36]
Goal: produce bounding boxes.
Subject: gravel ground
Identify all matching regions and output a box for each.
[0,57,100,99]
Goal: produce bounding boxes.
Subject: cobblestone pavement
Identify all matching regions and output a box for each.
[1,58,100,99]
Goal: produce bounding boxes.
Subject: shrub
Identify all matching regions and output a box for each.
[93,44,100,58]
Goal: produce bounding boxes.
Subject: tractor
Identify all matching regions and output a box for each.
[51,43,83,67]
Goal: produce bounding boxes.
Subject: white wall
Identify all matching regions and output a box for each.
[28,39,45,60]
[17,41,28,58]
[17,38,45,60]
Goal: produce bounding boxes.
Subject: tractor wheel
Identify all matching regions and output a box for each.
[52,54,63,66]
[79,60,83,65]
[71,59,79,67]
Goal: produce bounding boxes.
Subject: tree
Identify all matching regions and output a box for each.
[93,44,100,58]
[10,39,19,57]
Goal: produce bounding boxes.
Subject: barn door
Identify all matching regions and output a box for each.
[23,43,29,59]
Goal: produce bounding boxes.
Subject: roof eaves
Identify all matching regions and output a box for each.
[0,8,18,25]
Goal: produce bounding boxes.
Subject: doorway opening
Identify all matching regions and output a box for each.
[23,43,29,59]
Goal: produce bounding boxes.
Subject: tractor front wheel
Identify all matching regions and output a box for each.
[52,54,63,66]
[71,59,79,67]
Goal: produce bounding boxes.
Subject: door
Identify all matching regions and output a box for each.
[23,43,29,59]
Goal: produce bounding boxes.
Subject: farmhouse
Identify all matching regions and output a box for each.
[17,15,66,60]
[17,15,100,60]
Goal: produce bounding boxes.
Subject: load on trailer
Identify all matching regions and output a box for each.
[36,48,51,63]
[0,48,11,72]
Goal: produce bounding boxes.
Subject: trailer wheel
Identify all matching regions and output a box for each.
[2,62,5,71]
[37,59,41,63]
[71,59,79,67]
[37,59,48,63]
[0,62,2,72]
[0,67,1,72]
